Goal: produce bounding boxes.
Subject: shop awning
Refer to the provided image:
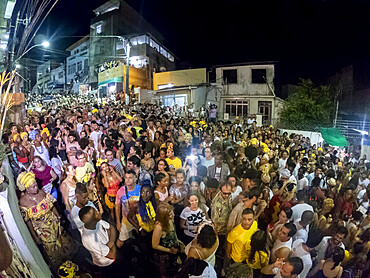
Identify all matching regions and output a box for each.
[320,127,348,147]
[98,76,123,86]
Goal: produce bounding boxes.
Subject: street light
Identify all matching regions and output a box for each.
[13,40,49,66]
[41,41,50,48]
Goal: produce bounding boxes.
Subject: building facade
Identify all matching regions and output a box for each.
[35,60,60,94]
[49,64,65,95]
[152,68,207,111]
[212,62,284,125]
[89,1,175,97]
[66,36,89,94]
[152,64,284,125]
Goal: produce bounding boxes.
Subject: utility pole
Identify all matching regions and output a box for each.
[334,91,340,127]
[125,42,130,105]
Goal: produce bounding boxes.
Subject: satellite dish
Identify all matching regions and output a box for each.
[160,67,167,72]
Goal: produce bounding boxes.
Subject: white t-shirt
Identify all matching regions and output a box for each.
[315,236,345,262]
[81,220,114,267]
[293,219,309,243]
[291,239,312,278]
[77,123,84,134]
[279,158,287,172]
[180,207,207,237]
[231,186,243,201]
[359,178,370,189]
[291,203,314,223]
[358,189,369,209]
[71,201,96,234]
[201,157,215,169]
[90,130,102,152]
[297,177,309,191]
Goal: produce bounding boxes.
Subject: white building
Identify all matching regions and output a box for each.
[66,36,89,94]
[49,64,65,94]
[35,60,60,94]
[211,62,284,125]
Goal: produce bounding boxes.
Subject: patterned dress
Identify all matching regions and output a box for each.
[20,194,76,267]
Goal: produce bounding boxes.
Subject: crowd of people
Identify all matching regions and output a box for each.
[5,99,370,278]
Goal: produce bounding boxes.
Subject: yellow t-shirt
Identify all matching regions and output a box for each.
[227,221,258,262]
[246,250,269,269]
[75,162,95,183]
[166,157,182,169]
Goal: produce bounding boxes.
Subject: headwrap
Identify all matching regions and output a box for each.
[96,158,107,167]
[20,132,28,140]
[13,133,19,142]
[17,172,36,191]
[92,108,98,114]
[41,128,50,137]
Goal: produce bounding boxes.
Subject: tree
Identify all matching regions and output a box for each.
[280,79,333,131]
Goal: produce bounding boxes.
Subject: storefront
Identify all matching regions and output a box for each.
[98,63,151,99]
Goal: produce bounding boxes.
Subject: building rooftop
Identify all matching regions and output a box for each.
[93,0,120,16]
[66,35,89,52]
[213,61,278,68]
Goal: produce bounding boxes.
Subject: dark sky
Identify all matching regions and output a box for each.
[38,0,370,87]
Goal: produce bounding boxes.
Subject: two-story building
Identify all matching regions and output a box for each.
[66,36,89,94]
[152,62,284,125]
[152,68,207,111]
[212,62,284,125]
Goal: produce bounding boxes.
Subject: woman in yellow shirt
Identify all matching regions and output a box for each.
[246,230,269,277]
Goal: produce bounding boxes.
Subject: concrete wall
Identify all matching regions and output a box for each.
[215,64,275,96]
[279,128,324,147]
[153,68,206,90]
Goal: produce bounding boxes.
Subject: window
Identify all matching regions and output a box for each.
[252,69,267,83]
[150,38,159,51]
[72,64,76,74]
[137,35,147,45]
[84,59,88,69]
[258,101,272,125]
[58,72,64,79]
[96,24,102,34]
[223,69,237,84]
[225,100,248,117]
[168,54,174,62]
[99,45,105,54]
[77,61,82,71]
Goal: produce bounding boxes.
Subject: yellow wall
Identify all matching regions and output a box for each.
[153,68,206,90]
[98,65,151,90]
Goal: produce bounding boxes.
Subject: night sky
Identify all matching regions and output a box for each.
[38,0,370,91]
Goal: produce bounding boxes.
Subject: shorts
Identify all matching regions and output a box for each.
[105,194,116,209]
[118,216,135,242]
